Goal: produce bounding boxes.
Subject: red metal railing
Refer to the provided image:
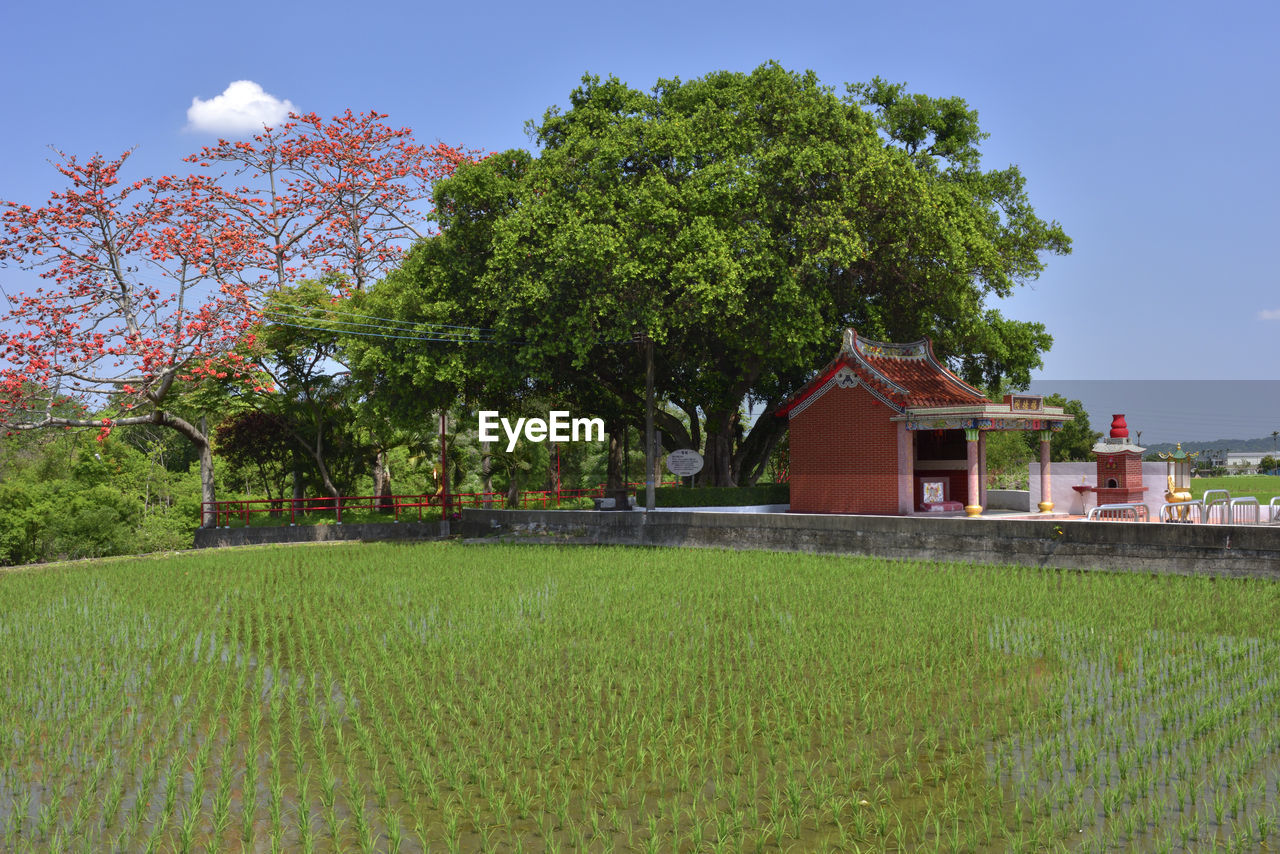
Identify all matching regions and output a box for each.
[201,481,681,528]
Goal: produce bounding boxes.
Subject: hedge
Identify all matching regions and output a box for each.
[646,483,789,507]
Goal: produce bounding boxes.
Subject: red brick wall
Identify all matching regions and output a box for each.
[1097,452,1144,490]
[1097,454,1122,488]
[789,385,899,513]
[1095,451,1147,504]
[1125,454,1144,488]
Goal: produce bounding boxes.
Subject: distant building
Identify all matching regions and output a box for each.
[1228,452,1267,472]
[1196,450,1229,472]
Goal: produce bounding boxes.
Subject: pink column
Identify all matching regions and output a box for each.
[897,422,914,514]
[964,428,982,516]
[978,431,988,509]
[1038,430,1054,513]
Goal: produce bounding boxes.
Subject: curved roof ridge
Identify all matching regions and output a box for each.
[841,329,912,397]
[922,338,990,403]
[778,327,995,418]
[842,331,930,360]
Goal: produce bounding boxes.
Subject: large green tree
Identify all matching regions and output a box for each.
[365,63,1070,485]
[226,279,376,501]
[1030,394,1099,462]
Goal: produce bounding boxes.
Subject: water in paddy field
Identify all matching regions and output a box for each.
[10,552,1280,853]
[988,616,1280,851]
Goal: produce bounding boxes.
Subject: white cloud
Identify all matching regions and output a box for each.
[186,81,296,135]
[1260,308,1280,321]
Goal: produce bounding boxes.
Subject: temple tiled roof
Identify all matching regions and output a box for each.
[850,335,989,408]
[778,329,989,417]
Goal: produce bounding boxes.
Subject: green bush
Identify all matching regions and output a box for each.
[44,484,142,560]
[0,482,50,566]
[0,431,202,565]
[649,483,789,507]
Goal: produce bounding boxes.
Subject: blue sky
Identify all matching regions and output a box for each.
[2,0,1276,396]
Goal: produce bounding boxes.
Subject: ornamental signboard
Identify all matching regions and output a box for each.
[666,449,704,477]
[1010,394,1044,412]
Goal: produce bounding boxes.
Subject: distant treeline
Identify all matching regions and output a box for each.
[1144,436,1280,454]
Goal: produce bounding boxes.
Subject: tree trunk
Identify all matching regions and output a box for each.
[255,461,280,513]
[548,443,561,494]
[158,410,217,527]
[606,421,626,491]
[313,453,341,504]
[373,449,393,511]
[702,432,734,486]
[677,401,701,455]
[295,426,341,504]
[197,438,217,528]
[701,411,738,487]
[733,405,787,486]
[480,440,494,507]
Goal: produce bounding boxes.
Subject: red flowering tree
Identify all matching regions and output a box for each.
[187,109,480,292]
[0,114,480,527]
[0,150,262,526]
[187,112,481,500]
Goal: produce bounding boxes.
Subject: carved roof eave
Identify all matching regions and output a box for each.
[840,329,989,405]
[779,331,945,419]
[778,328,1027,420]
[776,360,908,420]
[837,330,912,399]
[1092,440,1147,455]
[890,405,1073,422]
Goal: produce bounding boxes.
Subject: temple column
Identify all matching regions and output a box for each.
[964,428,982,517]
[978,430,988,509]
[1038,429,1054,513]
[897,422,914,515]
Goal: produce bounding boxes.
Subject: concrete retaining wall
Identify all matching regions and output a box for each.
[194,521,449,549]
[986,489,1030,511]
[458,509,1280,579]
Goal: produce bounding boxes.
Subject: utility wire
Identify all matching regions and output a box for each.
[261,301,497,334]
[261,307,495,339]
[166,278,500,334]
[262,318,500,344]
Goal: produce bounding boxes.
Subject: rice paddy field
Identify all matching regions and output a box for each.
[4,543,1280,853]
[1192,475,1280,505]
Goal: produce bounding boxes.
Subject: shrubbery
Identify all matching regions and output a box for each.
[0,431,201,566]
[650,483,789,507]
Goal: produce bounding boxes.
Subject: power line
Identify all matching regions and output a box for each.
[261,302,497,334]
[262,318,500,344]
[260,307,495,339]
[171,278,505,339]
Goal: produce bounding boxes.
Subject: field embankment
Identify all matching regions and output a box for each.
[461,508,1280,579]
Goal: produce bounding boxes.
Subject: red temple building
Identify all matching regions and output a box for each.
[779,329,1074,516]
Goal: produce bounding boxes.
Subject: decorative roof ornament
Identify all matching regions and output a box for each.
[1157,442,1199,462]
[1090,413,1145,455]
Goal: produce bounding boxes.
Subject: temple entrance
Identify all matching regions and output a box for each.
[914,429,969,510]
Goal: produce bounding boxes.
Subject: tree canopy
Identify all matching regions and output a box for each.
[0,113,477,522]
[361,63,1070,485]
